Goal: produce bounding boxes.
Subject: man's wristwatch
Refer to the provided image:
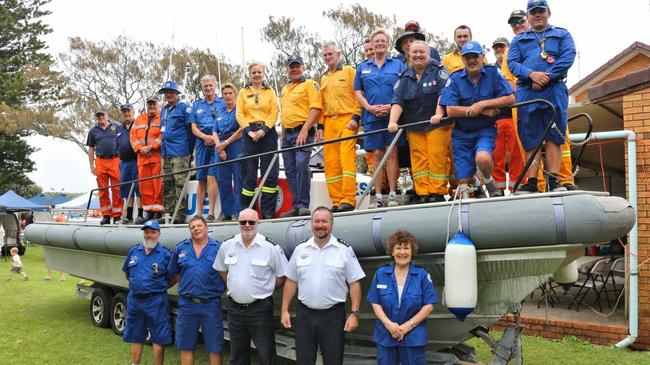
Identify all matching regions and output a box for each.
[349,310,360,317]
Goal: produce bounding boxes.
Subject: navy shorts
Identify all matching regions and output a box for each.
[119,160,140,198]
[175,297,223,354]
[123,292,172,345]
[363,119,398,152]
[452,127,496,180]
[194,142,217,180]
[518,105,567,150]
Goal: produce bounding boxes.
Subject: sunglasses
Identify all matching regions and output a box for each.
[509,18,526,28]
[239,220,257,226]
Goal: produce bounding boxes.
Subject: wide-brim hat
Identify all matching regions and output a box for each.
[158,80,181,94]
[395,30,426,54]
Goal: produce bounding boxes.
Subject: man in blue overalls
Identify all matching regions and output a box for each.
[167,216,225,365]
[159,80,193,223]
[507,0,576,193]
[189,76,226,221]
[439,41,515,199]
[122,219,174,365]
[212,82,243,221]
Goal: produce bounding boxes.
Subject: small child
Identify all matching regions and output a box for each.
[7,247,28,281]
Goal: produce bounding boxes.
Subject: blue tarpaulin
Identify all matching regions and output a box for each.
[0,190,49,212]
[29,193,72,207]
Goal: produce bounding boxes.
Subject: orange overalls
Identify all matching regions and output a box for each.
[493,108,526,190]
[130,113,163,213]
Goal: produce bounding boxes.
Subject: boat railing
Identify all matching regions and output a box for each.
[84,98,575,223]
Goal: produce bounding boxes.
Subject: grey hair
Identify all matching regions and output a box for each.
[200,75,217,84]
[410,40,431,56]
[323,42,341,54]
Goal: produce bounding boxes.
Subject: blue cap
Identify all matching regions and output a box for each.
[141,219,161,231]
[119,103,133,111]
[158,80,181,94]
[94,108,107,117]
[527,0,549,12]
[461,41,484,56]
[286,55,304,66]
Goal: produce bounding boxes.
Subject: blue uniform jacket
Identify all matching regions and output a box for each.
[212,106,239,137]
[367,263,437,347]
[86,121,121,156]
[507,25,575,117]
[439,65,513,131]
[391,60,449,132]
[167,237,225,300]
[354,57,405,125]
[117,122,137,161]
[189,98,226,135]
[161,101,194,157]
[122,243,172,295]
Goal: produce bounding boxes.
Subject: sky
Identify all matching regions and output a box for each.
[25,0,650,193]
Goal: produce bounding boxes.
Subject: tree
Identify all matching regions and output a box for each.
[323,4,396,66]
[0,132,42,197]
[261,16,324,86]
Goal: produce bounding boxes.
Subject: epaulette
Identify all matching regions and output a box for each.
[336,237,351,247]
[128,243,140,251]
[299,238,309,244]
[265,236,278,246]
[223,235,235,242]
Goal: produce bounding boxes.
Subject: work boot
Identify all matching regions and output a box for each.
[331,206,338,213]
[563,183,579,191]
[143,211,155,222]
[99,216,111,225]
[428,194,446,203]
[262,214,275,220]
[133,216,146,225]
[548,174,567,193]
[113,217,122,225]
[337,203,354,212]
[298,208,311,216]
[515,178,539,195]
[280,209,298,218]
[416,195,429,204]
[484,179,503,198]
[474,186,487,199]
[120,217,132,225]
[218,215,232,222]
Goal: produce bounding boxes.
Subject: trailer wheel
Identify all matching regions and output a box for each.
[90,287,112,328]
[110,292,127,336]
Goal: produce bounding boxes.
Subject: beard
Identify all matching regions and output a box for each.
[143,238,157,249]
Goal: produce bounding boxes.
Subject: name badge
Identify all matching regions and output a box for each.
[377,284,388,289]
[361,69,371,74]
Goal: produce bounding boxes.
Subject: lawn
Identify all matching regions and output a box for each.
[0,246,647,364]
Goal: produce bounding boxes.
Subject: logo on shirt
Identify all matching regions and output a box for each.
[129,256,137,265]
[186,107,192,114]
[439,69,449,80]
[179,251,186,258]
[152,263,159,277]
[445,78,452,87]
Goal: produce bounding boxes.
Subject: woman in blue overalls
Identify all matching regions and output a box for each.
[367,230,438,364]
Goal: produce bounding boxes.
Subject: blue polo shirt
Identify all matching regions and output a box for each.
[391,60,449,132]
[167,238,225,300]
[439,65,513,131]
[122,242,172,295]
[354,57,405,124]
[212,106,239,137]
[161,101,193,157]
[117,121,137,161]
[367,263,437,347]
[189,97,226,134]
[86,121,120,156]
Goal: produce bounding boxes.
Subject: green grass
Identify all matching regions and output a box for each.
[1,246,647,364]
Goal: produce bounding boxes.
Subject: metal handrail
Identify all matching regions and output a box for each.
[86,98,559,221]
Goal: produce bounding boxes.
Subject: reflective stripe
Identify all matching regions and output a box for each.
[412,171,428,180]
[342,171,356,179]
[562,150,571,157]
[132,140,144,145]
[142,204,164,211]
[153,138,162,144]
[261,186,278,193]
[133,125,146,130]
[241,188,256,197]
[100,206,111,212]
[326,175,343,183]
[112,207,123,213]
[429,172,448,181]
[151,123,161,128]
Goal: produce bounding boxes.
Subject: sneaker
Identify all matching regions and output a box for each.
[548,174,567,193]
[205,214,216,223]
[563,183,579,191]
[369,198,384,209]
[474,186,487,199]
[298,208,311,216]
[280,209,298,218]
[515,178,539,195]
[387,194,399,207]
[428,194,446,203]
[133,216,146,225]
[484,180,503,198]
[99,216,111,225]
[120,218,132,225]
[337,203,354,212]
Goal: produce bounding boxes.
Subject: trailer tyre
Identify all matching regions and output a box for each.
[90,287,112,328]
[110,292,127,336]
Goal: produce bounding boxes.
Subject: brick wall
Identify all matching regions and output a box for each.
[492,315,629,346]
[575,55,650,103]
[622,87,650,348]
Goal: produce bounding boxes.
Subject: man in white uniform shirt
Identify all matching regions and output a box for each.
[213,208,288,365]
[281,206,365,365]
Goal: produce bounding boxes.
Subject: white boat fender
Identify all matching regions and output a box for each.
[444,231,477,322]
[552,260,578,289]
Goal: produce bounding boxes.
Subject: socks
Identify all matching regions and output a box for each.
[137,208,144,218]
[126,207,133,220]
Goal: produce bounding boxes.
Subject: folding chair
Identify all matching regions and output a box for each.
[568,259,612,312]
[607,257,626,299]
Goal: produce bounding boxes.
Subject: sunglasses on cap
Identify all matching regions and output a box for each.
[509,17,526,28]
[404,21,420,32]
[239,220,257,226]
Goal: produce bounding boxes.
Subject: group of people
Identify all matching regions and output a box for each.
[87,0,577,227]
[123,207,434,365]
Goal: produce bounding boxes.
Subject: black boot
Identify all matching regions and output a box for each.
[100,216,111,225]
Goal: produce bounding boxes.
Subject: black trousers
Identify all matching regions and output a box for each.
[295,302,346,365]
[227,296,276,365]
[240,126,279,218]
